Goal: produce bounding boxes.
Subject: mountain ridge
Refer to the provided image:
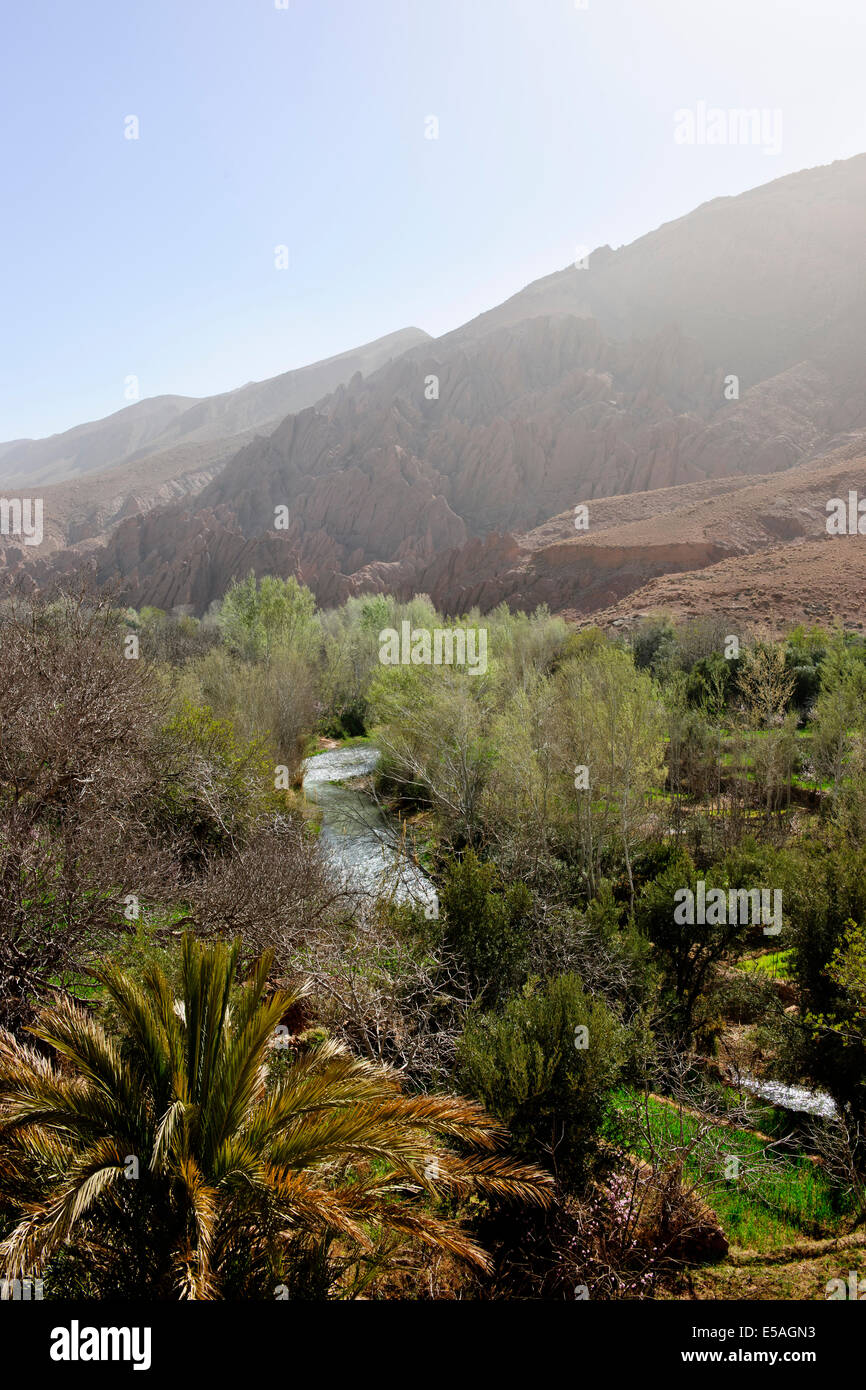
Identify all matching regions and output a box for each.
[5,154,866,626]
[0,326,430,491]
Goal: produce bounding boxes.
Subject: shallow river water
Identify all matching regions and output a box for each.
[735,1073,837,1119]
[302,745,437,913]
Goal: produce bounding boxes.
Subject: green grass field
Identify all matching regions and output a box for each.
[609,1091,849,1252]
[738,948,795,979]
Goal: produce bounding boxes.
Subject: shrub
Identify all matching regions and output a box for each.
[0,595,178,1028]
[440,852,532,1005]
[156,698,276,850]
[456,973,626,1184]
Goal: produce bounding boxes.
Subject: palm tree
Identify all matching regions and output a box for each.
[0,934,551,1298]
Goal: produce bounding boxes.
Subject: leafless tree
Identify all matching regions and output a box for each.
[0,592,181,1027]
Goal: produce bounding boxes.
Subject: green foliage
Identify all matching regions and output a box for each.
[369,655,497,845]
[20,581,866,1270]
[556,643,666,904]
[612,1090,851,1251]
[631,615,677,674]
[802,917,866,1062]
[783,626,828,713]
[683,651,737,713]
[827,919,866,1029]
[216,573,319,664]
[636,853,751,1038]
[0,934,551,1297]
[736,640,797,728]
[457,973,626,1183]
[175,646,317,779]
[440,851,532,1005]
[157,697,276,848]
[127,606,220,665]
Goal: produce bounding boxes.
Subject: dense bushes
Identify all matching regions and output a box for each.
[440,852,532,1006]
[0,597,178,1028]
[156,698,277,850]
[6,583,866,1297]
[457,973,627,1183]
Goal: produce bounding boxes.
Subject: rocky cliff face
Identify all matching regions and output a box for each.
[7,156,866,619]
[409,442,866,624]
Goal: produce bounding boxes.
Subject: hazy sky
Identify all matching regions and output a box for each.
[2,0,865,440]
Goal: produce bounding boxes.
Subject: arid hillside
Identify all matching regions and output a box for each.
[0,326,430,521]
[411,440,866,627]
[5,156,866,621]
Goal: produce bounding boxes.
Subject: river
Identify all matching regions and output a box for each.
[734,1073,837,1119]
[302,745,438,913]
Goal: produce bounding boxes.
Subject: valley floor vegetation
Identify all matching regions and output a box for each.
[2,578,866,1300]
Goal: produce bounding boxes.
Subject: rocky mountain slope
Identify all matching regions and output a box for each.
[6,155,866,622]
[413,439,866,625]
[451,155,866,390]
[0,326,429,492]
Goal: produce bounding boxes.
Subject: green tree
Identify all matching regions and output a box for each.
[736,639,795,728]
[457,973,626,1184]
[636,856,751,1039]
[369,660,496,847]
[217,573,319,665]
[556,645,666,906]
[483,671,559,878]
[812,632,866,792]
[825,919,866,1043]
[440,851,532,1005]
